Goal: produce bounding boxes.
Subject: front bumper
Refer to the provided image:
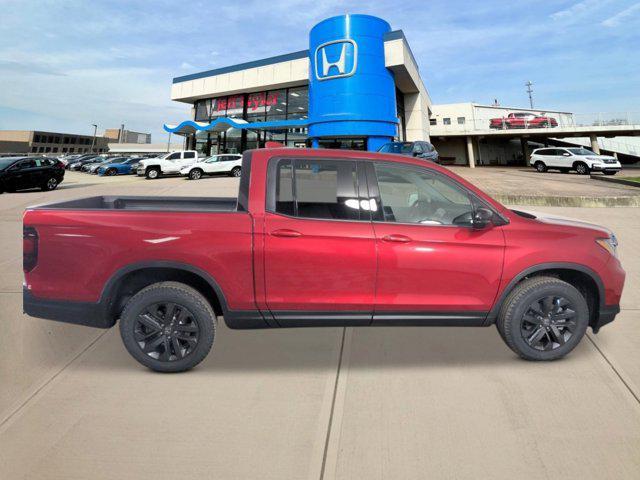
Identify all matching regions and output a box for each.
[590,163,621,172]
[593,304,620,333]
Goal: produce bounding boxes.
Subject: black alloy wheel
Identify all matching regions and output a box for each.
[119,282,216,372]
[134,302,200,362]
[106,168,117,176]
[231,167,241,177]
[535,162,547,173]
[520,296,576,351]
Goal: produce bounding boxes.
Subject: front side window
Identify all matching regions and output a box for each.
[374,163,474,226]
[273,159,362,221]
[167,153,180,160]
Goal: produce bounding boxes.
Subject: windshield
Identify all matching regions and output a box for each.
[379,142,414,154]
[567,148,596,156]
[0,158,18,171]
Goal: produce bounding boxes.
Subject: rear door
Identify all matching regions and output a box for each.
[263,157,376,325]
[366,161,505,323]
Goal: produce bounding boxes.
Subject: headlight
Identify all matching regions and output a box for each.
[596,234,618,257]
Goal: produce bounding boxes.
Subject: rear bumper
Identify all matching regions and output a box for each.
[23,287,114,329]
[593,304,620,333]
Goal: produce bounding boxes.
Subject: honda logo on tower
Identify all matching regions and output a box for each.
[314,39,358,81]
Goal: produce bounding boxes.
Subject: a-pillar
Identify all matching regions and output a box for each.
[590,134,601,154]
[466,136,475,168]
[520,137,530,165]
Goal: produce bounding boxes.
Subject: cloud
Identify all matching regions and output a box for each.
[602,2,640,27]
[550,0,603,21]
[180,62,195,70]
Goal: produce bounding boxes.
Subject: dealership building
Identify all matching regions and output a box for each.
[166,14,639,166]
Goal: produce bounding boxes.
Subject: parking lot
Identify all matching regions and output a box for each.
[1,170,639,479]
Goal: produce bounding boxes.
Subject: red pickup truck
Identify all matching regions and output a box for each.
[489,112,559,129]
[23,148,625,372]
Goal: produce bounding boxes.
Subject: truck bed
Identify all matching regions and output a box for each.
[29,196,239,212]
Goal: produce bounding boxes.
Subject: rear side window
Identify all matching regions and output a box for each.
[184,152,196,159]
[273,159,362,221]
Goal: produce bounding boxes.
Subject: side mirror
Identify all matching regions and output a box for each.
[563,152,571,157]
[472,207,494,229]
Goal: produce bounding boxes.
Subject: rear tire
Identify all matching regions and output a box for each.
[534,161,547,173]
[497,276,589,361]
[230,166,241,177]
[41,177,58,191]
[119,282,216,373]
[574,162,589,175]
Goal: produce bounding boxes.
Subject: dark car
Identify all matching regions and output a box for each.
[0,156,65,193]
[65,154,97,169]
[70,156,106,171]
[378,141,439,162]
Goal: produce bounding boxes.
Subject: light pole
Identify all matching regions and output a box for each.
[167,132,172,152]
[525,81,534,109]
[90,124,97,153]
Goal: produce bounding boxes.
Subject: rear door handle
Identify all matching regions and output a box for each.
[382,234,412,243]
[271,229,302,238]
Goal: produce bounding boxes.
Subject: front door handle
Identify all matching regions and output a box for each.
[271,229,302,238]
[382,234,412,243]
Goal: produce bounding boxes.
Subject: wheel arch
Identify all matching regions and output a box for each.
[486,262,604,329]
[100,261,229,324]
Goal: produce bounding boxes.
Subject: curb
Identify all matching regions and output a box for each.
[492,194,640,207]
[590,175,640,188]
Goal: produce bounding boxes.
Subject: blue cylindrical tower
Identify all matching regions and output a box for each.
[308,14,397,151]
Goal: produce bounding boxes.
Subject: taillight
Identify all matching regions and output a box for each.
[23,227,38,272]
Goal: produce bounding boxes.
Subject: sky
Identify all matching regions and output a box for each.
[0,0,639,142]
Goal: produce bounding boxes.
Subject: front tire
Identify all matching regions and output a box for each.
[574,162,589,175]
[189,168,203,180]
[106,168,117,176]
[146,167,160,179]
[119,282,216,372]
[534,161,547,173]
[230,166,241,177]
[497,277,589,361]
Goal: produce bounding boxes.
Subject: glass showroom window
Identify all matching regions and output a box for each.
[266,89,287,121]
[195,99,212,121]
[287,86,308,119]
[247,92,267,122]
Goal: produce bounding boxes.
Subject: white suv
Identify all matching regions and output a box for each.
[530,147,621,175]
[180,154,243,180]
[137,151,199,179]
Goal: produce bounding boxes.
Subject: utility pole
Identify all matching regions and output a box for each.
[525,81,534,109]
[167,132,172,152]
[90,124,97,153]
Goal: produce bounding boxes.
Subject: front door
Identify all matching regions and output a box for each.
[367,161,505,323]
[263,158,376,326]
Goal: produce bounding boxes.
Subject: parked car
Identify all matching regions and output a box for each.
[530,147,622,175]
[23,147,625,372]
[136,151,199,179]
[86,157,128,174]
[81,156,112,172]
[377,141,439,162]
[64,154,94,169]
[180,154,243,179]
[97,157,142,176]
[70,156,104,171]
[0,156,64,193]
[489,112,558,129]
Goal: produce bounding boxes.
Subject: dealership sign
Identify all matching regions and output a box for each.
[314,39,358,81]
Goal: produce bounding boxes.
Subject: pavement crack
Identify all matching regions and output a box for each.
[586,333,640,406]
[319,327,347,480]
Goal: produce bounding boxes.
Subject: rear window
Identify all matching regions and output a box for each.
[273,159,362,221]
